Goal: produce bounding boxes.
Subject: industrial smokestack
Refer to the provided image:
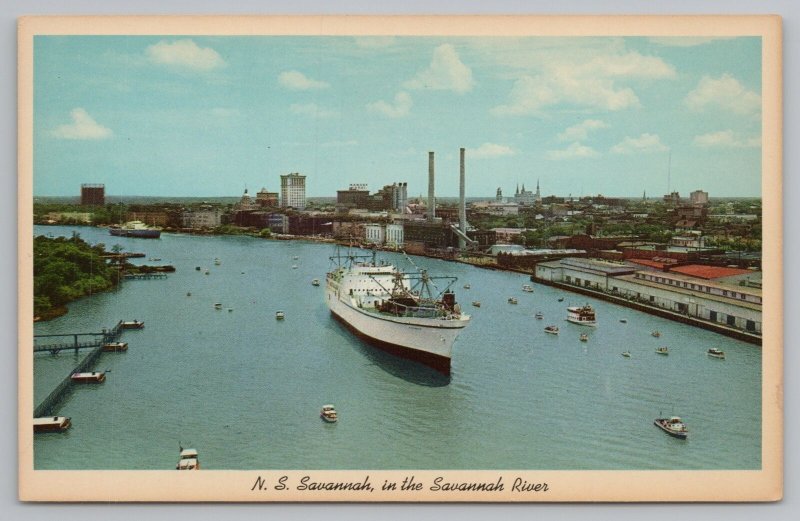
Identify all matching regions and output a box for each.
[428,151,435,222]
[459,147,466,250]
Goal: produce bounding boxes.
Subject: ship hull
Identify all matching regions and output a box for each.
[326,285,466,375]
[109,229,161,238]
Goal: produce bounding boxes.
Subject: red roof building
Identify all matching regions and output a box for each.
[669,264,753,280]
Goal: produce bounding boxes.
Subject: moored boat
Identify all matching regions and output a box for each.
[566,305,597,326]
[325,248,470,375]
[655,346,669,355]
[544,325,559,335]
[707,348,726,359]
[654,416,688,439]
[34,416,71,433]
[121,320,144,329]
[320,404,338,423]
[71,371,106,383]
[176,447,200,470]
[109,220,161,239]
[102,342,128,352]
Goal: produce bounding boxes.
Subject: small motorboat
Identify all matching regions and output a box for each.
[71,371,106,383]
[33,416,72,433]
[651,330,661,338]
[214,258,221,265]
[535,312,544,320]
[227,308,234,313]
[149,257,162,262]
[579,333,589,342]
[654,416,688,439]
[707,348,726,359]
[292,264,298,269]
[544,325,559,335]
[186,292,192,297]
[620,318,628,323]
[176,447,200,470]
[472,301,481,308]
[293,256,299,260]
[522,284,534,293]
[195,266,201,271]
[321,404,338,423]
[558,297,564,302]
[655,346,669,355]
[102,342,128,352]
[204,270,210,275]
[121,320,144,329]
[508,297,518,305]
[214,303,222,310]
[621,351,631,358]
[275,311,285,320]
[463,284,471,289]
[311,279,320,286]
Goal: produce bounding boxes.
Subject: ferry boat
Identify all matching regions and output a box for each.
[508,297,518,305]
[71,371,106,383]
[102,342,128,352]
[34,416,71,433]
[655,346,669,355]
[275,311,285,320]
[176,447,200,470]
[522,284,534,293]
[325,248,470,375]
[320,404,338,423]
[707,348,726,359]
[544,325,559,335]
[121,320,144,329]
[654,416,688,439]
[109,220,161,239]
[566,305,597,326]
[535,312,544,319]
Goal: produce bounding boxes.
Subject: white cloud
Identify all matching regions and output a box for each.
[693,130,761,148]
[51,108,113,140]
[546,142,599,160]
[648,37,729,47]
[611,133,669,154]
[367,91,413,118]
[278,70,330,91]
[467,143,515,159]
[558,119,609,142]
[289,103,339,119]
[403,44,474,94]
[492,50,675,115]
[146,39,225,71]
[684,74,761,115]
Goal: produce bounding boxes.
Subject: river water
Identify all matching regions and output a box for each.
[32,225,761,470]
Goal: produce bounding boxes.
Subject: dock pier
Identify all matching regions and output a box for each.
[33,321,133,418]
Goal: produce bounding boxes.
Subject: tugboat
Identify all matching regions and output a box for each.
[320,404,338,423]
[544,325,559,335]
[654,416,688,439]
[707,348,726,359]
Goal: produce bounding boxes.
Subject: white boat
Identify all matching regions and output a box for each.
[320,404,338,423]
[109,220,161,238]
[651,330,661,338]
[654,417,688,439]
[176,447,200,470]
[656,346,669,355]
[544,325,559,335]
[275,311,285,320]
[34,416,71,433]
[311,279,320,286]
[707,348,726,359]
[214,258,221,265]
[522,284,534,293]
[566,305,597,326]
[579,333,589,342]
[621,351,631,358]
[292,264,298,269]
[325,248,470,375]
[535,312,544,320]
[463,284,471,289]
[71,371,106,383]
[508,297,518,305]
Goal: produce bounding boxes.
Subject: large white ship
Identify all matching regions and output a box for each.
[566,304,597,326]
[325,249,470,374]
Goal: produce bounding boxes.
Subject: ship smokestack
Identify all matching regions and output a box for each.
[428,151,435,222]
[459,147,466,250]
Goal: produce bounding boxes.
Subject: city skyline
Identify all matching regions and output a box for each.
[34,36,762,198]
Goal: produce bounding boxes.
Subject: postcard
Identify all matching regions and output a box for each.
[18,15,782,502]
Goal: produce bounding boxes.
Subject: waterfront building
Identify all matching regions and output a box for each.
[534,257,762,334]
[182,208,223,229]
[80,183,105,206]
[280,173,306,210]
[491,227,529,243]
[385,223,404,248]
[364,223,385,245]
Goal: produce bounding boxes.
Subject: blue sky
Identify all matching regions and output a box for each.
[33,35,762,198]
